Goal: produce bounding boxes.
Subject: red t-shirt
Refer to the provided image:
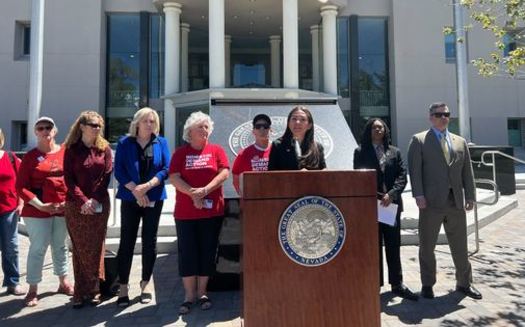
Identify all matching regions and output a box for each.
[16,145,67,218]
[0,151,21,215]
[169,143,229,220]
[232,144,271,175]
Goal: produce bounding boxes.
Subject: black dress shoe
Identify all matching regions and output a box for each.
[456,285,482,299]
[392,284,419,301]
[420,286,434,299]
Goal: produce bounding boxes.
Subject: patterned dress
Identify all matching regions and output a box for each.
[63,142,112,301]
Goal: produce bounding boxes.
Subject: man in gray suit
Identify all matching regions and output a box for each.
[408,102,482,300]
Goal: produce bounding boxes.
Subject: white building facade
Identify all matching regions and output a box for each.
[1,0,524,155]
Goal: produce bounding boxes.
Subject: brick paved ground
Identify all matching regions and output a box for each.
[1,192,524,326]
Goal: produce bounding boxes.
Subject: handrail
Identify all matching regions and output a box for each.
[474,150,525,190]
[474,179,499,205]
[470,178,499,256]
[480,150,525,166]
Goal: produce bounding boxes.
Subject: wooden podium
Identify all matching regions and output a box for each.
[240,170,379,327]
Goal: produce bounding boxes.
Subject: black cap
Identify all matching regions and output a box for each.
[252,114,271,127]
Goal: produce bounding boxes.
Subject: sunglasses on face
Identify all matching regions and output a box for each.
[254,123,270,130]
[36,125,53,132]
[433,112,451,118]
[84,123,101,129]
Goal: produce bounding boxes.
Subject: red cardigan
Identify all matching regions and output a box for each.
[0,151,21,215]
[16,146,67,218]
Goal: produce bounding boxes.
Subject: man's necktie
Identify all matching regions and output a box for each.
[441,133,451,164]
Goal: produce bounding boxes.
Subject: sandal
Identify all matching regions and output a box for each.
[57,283,74,296]
[198,295,212,311]
[179,301,193,315]
[72,298,84,309]
[24,291,38,307]
[116,296,130,307]
[90,293,101,306]
[140,281,153,304]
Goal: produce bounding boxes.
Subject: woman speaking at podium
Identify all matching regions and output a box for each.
[268,106,326,171]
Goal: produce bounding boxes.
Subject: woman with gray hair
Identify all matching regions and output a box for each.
[0,128,24,296]
[168,111,229,315]
[114,107,170,307]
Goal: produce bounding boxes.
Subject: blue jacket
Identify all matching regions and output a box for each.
[114,135,171,201]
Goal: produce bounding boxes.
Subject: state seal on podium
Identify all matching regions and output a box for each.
[278,196,346,267]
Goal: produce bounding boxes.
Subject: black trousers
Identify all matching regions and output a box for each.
[175,216,223,277]
[379,209,403,287]
[117,200,163,284]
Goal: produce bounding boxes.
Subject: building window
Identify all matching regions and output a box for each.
[444,31,456,63]
[14,21,30,60]
[349,16,391,138]
[11,121,27,150]
[508,118,522,146]
[503,33,517,57]
[106,13,164,143]
[444,27,469,64]
[447,117,472,138]
[337,17,350,98]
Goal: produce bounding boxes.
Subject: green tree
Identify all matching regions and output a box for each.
[457,0,525,77]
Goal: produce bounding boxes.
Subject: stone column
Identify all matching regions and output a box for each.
[163,2,181,150]
[269,35,281,88]
[209,0,225,88]
[225,35,232,87]
[321,5,338,95]
[181,22,190,92]
[27,0,45,148]
[282,0,298,89]
[310,25,320,92]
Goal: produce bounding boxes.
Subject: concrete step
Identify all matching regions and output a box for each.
[105,213,176,238]
[105,236,177,254]
[17,182,518,253]
[400,189,499,230]
[400,195,518,245]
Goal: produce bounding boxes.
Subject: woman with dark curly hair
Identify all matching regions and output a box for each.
[268,106,326,171]
[353,117,417,301]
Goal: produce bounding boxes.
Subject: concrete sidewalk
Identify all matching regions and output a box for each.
[1,191,525,326]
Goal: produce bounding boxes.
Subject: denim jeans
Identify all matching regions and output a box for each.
[0,210,20,287]
[24,216,69,285]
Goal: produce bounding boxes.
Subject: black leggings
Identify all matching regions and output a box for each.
[117,200,163,284]
[175,217,224,277]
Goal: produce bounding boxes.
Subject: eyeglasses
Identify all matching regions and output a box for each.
[254,123,270,130]
[433,112,451,118]
[36,125,53,132]
[84,123,101,129]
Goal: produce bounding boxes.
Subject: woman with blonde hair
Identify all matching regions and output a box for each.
[16,117,73,307]
[0,128,24,296]
[114,107,170,306]
[63,111,113,308]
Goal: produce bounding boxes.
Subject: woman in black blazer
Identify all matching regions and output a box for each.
[353,118,417,301]
[268,106,326,171]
